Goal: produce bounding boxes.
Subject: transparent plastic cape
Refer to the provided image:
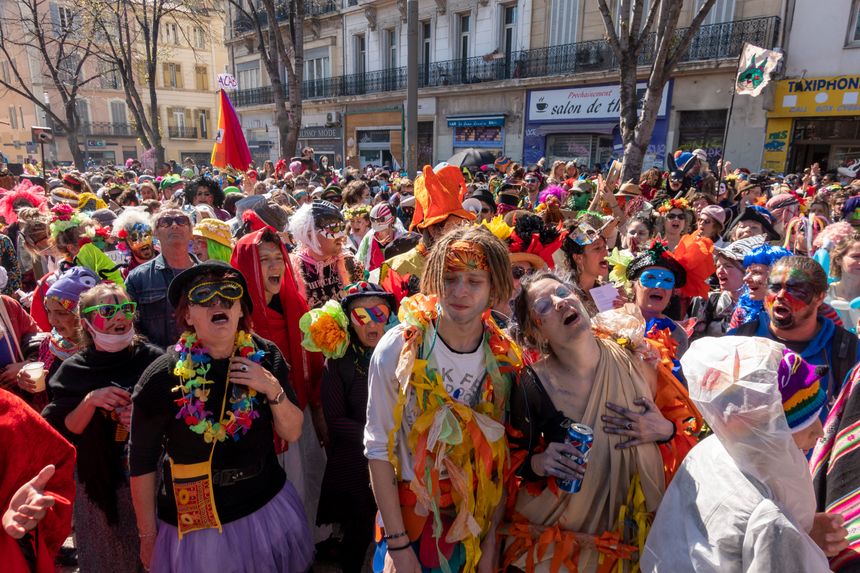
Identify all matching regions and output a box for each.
[679,336,816,532]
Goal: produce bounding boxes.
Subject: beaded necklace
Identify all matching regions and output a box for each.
[172,330,266,443]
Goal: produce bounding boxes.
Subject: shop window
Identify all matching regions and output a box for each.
[453,126,502,149]
[677,109,727,169]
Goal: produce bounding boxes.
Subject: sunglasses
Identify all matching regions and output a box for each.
[187,280,244,306]
[533,285,574,315]
[83,301,137,320]
[512,266,534,280]
[350,304,391,325]
[318,221,347,239]
[638,269,676,290]
[323,195,342,203]
[665,213,686,221]
[157,215,191,228]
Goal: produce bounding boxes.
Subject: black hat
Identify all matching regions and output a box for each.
[626,240,687,287]
[340,281,397,314]
[168,260,252,311]
[467,187,496,214]
[497,192,520,208]
[726,206,780,241]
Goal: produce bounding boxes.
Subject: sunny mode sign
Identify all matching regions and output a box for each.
[527,82,670,123]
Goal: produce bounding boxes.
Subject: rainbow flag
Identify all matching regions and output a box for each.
[210,89,252,170]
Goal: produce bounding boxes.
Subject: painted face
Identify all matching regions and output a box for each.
[192,237,209,261]
[45,297,78,340]
[765,266,820,330]
[83,293,134,335]
[570,190,591,211]
[127,223,154,261]
[634,265,673,316]
[349,297,390,348]
[258,241,286,299]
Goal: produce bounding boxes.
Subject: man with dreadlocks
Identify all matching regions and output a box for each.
[379,164,475,302]
[364,225,522,573]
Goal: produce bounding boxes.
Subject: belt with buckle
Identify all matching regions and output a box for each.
[211,460,265,487]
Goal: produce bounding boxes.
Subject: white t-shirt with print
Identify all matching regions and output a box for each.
[364,322,486,482]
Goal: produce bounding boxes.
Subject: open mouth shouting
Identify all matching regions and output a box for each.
[210,310,230,325]
[267,273,281,288]
[562,308,580,327]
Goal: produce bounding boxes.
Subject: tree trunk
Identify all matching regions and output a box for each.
[285,72,302,159]
[148,77,164,166]
[618,56,641,183]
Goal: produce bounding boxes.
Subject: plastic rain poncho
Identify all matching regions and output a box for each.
[640,336,830,573]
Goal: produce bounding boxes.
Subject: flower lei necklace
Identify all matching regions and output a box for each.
[172,330,266,443]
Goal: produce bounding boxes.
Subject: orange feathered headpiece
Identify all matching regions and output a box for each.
[410,164,475,231]
[673,233,716,299]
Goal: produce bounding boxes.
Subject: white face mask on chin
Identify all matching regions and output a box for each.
[85,319,135,352]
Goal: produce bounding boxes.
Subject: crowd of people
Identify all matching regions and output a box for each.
[1,145,860,573]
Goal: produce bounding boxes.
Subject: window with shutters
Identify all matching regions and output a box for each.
[75,99,90,130]
[58,6,74,32]
[550,0,579,46]
[696,0,735,25]
[8,106,17,130]
[193,26,206,49]
[100,62,121,89]
[195,65,208,91]
[198,109,209,139]
[1,61,10,83]
[59,54,80,83]
[163,63,183,88]
[110,101,127,124]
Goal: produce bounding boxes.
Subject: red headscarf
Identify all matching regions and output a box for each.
[231,228,323,417]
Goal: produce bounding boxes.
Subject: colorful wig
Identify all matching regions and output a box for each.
[743,244,794,269]
[0,181,47,224]
[783,214,828,254]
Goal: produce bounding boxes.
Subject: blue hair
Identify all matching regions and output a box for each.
[743,245,793,269]
[747,205,774,222]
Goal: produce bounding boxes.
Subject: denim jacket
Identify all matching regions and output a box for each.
[126,254,198,348]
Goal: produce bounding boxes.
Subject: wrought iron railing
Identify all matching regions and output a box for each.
[233,0,338,35]
[232,16,779,106]
[83,122,136,137]
[168,126,199,139]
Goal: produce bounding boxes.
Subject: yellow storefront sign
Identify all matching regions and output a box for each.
[762,118,792,172]
[769,75,860,118]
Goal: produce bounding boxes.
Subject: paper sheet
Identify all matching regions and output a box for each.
[590,283,621,313]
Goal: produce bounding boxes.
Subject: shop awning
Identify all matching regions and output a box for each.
[447,115,506,128]
[535,122,616,135]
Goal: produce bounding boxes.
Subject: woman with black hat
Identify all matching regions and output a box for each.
[301,282,397,573]
[129,260,312,572]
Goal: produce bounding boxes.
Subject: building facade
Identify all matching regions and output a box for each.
[762,0,860,174]
[227,0,784,171]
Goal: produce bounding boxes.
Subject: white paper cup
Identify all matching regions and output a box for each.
[22,361,46,393]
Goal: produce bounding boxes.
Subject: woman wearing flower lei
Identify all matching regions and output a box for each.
[656,198,691,252]
[364,226,522,573]
[129,261,312,572]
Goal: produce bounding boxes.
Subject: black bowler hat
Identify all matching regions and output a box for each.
[168,260,252,311]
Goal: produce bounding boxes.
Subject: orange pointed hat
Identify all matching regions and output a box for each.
[410,164,476,231]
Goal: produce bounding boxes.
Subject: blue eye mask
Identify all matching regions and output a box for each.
[639,268,676,290]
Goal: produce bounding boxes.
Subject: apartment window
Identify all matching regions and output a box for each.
[696,0,735,25]
[304,49,331,83]
[193,25,206,49]
[58,53,80,83]
[173,109,186,130]
[58,6,74,32]
[198,110,209,139]
[502,5,517,58]
[8,106,16,129]
[100,63,121,89]
[420,21,431,64]
[195,65,208,91]
[354,34,366,74]
[236,64,259,90]
[458,14,470,59]
[164,22,180,45]
[163,62,183,88]
[75,99,90,128]
[550,0,579,46]
[850,0,860,45]
[385,28,397,69]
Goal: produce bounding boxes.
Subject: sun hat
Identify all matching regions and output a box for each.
[193,218,232,248]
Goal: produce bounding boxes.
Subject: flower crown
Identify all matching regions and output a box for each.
[657,198,690,214]
[343,205,371,221]
[49,204,86,237]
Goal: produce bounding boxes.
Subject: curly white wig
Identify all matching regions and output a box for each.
[111,207,152,238]
[288,202,321,254]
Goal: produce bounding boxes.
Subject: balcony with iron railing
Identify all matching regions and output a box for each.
[232,16,780,107]
[49,122,137,137]
[232,0,338,35]
[168,125,199,139]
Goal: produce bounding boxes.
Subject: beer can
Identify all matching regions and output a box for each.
[556,422,593,493]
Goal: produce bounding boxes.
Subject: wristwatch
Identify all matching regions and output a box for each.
[269,388,287,405]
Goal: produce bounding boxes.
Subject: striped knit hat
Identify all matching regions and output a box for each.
[778,349,827,431]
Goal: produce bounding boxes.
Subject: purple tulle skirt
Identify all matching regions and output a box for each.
[151,481,314,573]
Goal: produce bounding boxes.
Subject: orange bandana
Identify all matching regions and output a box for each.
[445,240,489,272]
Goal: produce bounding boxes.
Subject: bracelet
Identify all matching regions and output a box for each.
[382,530,407,541]
[656,421,678,445]
[387,542,412,552]
[269,388,286,405]
[138,531,157,538]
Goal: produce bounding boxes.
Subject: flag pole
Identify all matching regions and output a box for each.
[720,44,746,176]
